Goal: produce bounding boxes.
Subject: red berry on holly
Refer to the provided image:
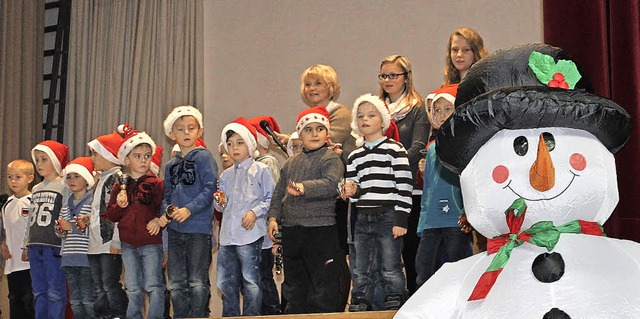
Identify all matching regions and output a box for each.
[548,80,560,88]
[559,81,569,89]
[552,72,565,82]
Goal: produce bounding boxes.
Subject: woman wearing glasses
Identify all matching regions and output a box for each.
[377,55,429,297]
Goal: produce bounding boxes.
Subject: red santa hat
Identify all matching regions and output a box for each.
[31,140,70,176]
[63,156,95,189]
[351,93,392,136]
[150,146,163,176]
[220,117,259,158]
[248,116,281,149]
[87,131,124,165]
[296,106,331,135]
[117,124,157,165]
[163,105,204,137]
[431,84,458,106]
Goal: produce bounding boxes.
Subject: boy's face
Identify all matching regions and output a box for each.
[6,166,34,196]
[169,116,203,148]
[218,144,233,170]
[432,98,455,128]
[124,144,153,176]
[65,172,89,193]
[300,122,328,151]
[356,102,384,137]
[33,150,58,178]
[90,150,114,171]
[226,133,250,162]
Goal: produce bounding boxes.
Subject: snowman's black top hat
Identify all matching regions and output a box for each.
[436,43,632,175]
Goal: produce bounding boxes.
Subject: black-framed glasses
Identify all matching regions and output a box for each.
[378,72,407,80]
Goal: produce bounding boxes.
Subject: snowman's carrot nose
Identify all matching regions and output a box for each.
[529,134,555,192]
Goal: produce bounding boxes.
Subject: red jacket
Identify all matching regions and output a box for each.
[107,173,164,247]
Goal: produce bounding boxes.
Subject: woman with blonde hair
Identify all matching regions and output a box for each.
[377,55,429,296]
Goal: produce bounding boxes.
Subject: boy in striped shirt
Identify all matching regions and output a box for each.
[343,94,413,311]
[58,157,96,318]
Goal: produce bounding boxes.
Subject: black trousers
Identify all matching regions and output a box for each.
[8,269,35,319]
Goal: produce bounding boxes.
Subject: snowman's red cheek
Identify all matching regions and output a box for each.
[492,165,510,184]
[570,153,587,171]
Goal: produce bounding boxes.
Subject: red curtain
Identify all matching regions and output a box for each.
[543,0,640,241]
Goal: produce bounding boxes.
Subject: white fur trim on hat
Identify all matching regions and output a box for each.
[117,132,157,165]
[221,122,258,158]
[295,106,331,135]
[87,139,119,165]
[351,93,391,136]
[163,105,204,137]
[432,92,455,107]
[256,133,269,149]
[63,163,95,189]
[286,131,300,157]
[31,141,69,176]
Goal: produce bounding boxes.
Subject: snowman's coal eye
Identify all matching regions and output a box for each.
[542,132,555,151]
[513,136,528,156]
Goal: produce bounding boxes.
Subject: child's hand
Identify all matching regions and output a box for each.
[172,207,192,223]
[59,219,72,231]
[146,218,162,235]
[330,143,343,155]
[343,181,358,198]
[162,251,168,269]
[109,247,121,254]
[267,219,279,242]
[21,250,28,262]
[116,190,128,208]
[392,226,407,239]
[0,242,11,260]
[241,210,257,230]
[213,190,226,208]
[158,214,170,227]
[418,158,426,174]
[286,181,304,196]
[271,244,280,256]
[76,214,90,230]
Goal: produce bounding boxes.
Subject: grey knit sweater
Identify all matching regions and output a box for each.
[268,145,344,227]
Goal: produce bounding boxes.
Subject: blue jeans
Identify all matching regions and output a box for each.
[63,266,95,319]
[28,245,67,319]
[217,238,263,316]
[88,253,128,317]
[351,211,407,301]
[415,227,472,288]
[121,243,165,319]
[167,229,212,318]
[348,243,385,310]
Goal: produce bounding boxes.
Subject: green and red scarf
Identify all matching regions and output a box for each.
[468,198,605,301]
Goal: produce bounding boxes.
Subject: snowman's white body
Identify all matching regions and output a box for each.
[395,128,640,319]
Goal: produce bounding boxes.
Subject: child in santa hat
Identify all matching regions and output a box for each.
[161,105,217,318]
[415,84,472,290]
[343,94,413,311]
[58,156,96,318]
[86,130,128,318]
[106,124,166,319]
[213,117,275,316]
[23,140,71,318]
[267,106,345,314]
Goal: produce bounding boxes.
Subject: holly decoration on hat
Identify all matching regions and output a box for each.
[528,51,582,90]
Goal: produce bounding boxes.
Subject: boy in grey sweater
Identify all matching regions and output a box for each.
[267,106,344,314]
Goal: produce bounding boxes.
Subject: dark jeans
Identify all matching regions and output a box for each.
[348,243,385,310]
[402,195,421,295]
[63,266,95,319]
[7,269,35,319]
[88,253,128,317]
[167,229,212,318]
[415,227,472,288]
[260,248,281,315]
[281,225,341,314]
[351,211,407,302]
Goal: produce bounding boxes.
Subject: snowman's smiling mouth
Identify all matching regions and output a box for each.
[503,171,580,201]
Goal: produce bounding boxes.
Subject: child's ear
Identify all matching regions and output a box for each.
[168,131,177,141]
[27,174,35,183]
[197,127,204,138]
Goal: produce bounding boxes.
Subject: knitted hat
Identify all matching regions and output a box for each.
[163,105,204,137]
[150,146,163,176]
[117,124,157,165]
[31,140,70,176]
[87,131,124,165]
[351,93,391,136]
[436,43,631,174]
[221,117,259,158]
[296,106,331,134]
[248,116,281,149]
[286,131,300,157]
[63,156,95,189]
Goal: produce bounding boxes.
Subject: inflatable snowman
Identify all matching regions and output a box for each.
[395,44,639,319]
